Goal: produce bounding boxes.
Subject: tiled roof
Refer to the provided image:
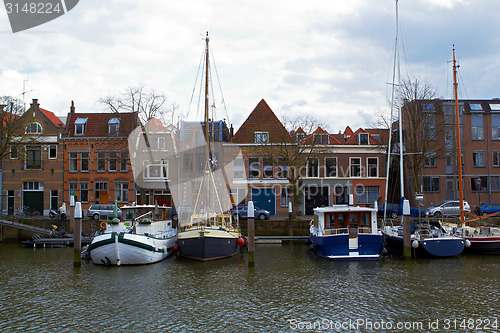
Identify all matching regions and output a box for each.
[66,111,137,138]
[230,99,293,143]
[40,108,63,127]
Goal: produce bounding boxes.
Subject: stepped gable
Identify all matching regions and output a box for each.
[229,99,292,143]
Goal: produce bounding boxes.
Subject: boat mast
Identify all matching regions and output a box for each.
[452,47,465,223]
[395,0,404,201]
[204,31,211,162]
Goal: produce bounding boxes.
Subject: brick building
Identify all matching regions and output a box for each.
[2,99,64,215]
[63,102,137,212]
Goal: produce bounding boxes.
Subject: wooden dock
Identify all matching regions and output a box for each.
[21,237,93,248]
[254,236,308,244]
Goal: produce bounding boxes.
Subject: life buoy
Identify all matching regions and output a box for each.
[100,221,107,229]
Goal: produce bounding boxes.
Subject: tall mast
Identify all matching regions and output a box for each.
[204,31,211,161]
[453,47,465,223]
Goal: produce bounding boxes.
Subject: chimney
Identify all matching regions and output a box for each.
[230,124,234,138]
[31,98,39,107]
[70,100,75,113]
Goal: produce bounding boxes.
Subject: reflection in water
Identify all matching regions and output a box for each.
[0,242,498,332]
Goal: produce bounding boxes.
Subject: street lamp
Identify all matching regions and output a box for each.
[475,177,482,207]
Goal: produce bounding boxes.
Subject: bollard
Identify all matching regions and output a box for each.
[73,201,82,268]
[247,201,255,267]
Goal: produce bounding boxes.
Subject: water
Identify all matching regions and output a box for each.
[0,242,498,332]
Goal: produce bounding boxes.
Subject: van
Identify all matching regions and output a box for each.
[87,204,122,220]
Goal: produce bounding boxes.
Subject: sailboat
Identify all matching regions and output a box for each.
[381,1,468,257]
[450,49,500,255]
[176,32,245,261]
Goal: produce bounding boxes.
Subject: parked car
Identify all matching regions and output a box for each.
[426,200,471,218]
[475,203,500,216]
[377,203,400,219]
[231,205,270,220]
[87,204,122,220]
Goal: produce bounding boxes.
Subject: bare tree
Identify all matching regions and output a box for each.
[259,115,327,218]
[0,96,25,164]
[399,78,444,198]
[98,85,185,126]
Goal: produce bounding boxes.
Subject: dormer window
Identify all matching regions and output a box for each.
[296,133,305,143]
[25,122,42,134]
[108,118,120,137]
[358,133,369,145]
[313,133,329,144]
[255,131,269,143]
[74,118,88,136]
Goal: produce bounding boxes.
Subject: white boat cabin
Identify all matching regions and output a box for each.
[313,205,378,237]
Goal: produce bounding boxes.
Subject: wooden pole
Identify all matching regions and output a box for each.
[73,201,82,268]
[288,202,293,237]
[247,201,255,267]
[402,199,412,258]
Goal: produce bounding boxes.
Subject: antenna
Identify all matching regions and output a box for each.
[22,79,33,110]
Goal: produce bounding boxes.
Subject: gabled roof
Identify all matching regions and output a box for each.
[344,128,387,145]
[230,99,293,143]
[40,108,63,127]
[66,111,137,138]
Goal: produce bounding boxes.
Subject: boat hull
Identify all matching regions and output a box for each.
[177,228,242,261]
[464,237,500,255]
[88,232,177,265]
[383,232,465,257]
[310,233,384,260]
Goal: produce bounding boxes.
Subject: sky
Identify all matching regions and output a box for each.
[1,0,500,133]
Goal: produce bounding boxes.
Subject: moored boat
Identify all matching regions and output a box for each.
[308,204,385,260]
[458,226,500,255]
[87,204,177,265]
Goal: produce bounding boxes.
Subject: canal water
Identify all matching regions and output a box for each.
[0,242,498,332]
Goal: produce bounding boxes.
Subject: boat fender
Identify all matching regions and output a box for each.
[412,240,419,249]
[381,247,388,256]
[100,221,107,229]
[172,243,180,253]
[236,237,245,247]
[464,239,471,247]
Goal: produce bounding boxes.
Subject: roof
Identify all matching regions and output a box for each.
[66,112,137,138]
[229,99,293,143]
[40,108,63,127]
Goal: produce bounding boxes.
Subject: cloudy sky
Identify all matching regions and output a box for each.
[1,0,499,132]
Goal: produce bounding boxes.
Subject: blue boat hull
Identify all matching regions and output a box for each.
[418,238,465,257]
[310,234,384,260]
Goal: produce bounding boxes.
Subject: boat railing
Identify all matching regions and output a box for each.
[324,227,373,235]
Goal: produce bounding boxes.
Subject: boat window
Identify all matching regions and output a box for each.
[337,213,347,233]
[325,214,335,229]
[313,214,319,228]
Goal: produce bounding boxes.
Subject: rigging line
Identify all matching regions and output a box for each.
[210,47,231,125]
[188,49,206,120]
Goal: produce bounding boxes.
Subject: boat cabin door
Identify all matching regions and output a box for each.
[349,213,359,238]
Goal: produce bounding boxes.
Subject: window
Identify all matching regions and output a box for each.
[470,103,482,111]
[80,183,89,203]
[108,118,120,136]
[489,104,500,111]
[280,187,290,207]
[50,190,58,210]
[115,182,129,203]
[249,157,259,179]
[472,151,485,167]
[425,114,437,140]
[109,152,117,171]
[491,176,500,192]
[471,176,488,192]
[74,117,88,136]
[23,181,43,190]
[233,157,244,179]
[423,176,440,192]
[81,152,89,171]
[277,157,288,179]
[25,122,42,134]
[25,146,41,169]
[69,152,78,171]
[367,158,378,177]
[325,157,337,177]
[120,151,128,171]
[471,114,484,140]
[145,160,168,179]
[254,131,269,143]
[296,133,305,143]
[263,157,273,179]
[307,158,319,177]
[355,185,379,204]
[69,182,78,201]
[10,145,18,159]
[158,137,166,150]
[97,152,106,171]
[358,133,369,145]
[49,145,57,159]
[493,151,500,167]
[313,133,329,144]
[424,151,437,167]
[350,157,361,177]
[492,115,500,140]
